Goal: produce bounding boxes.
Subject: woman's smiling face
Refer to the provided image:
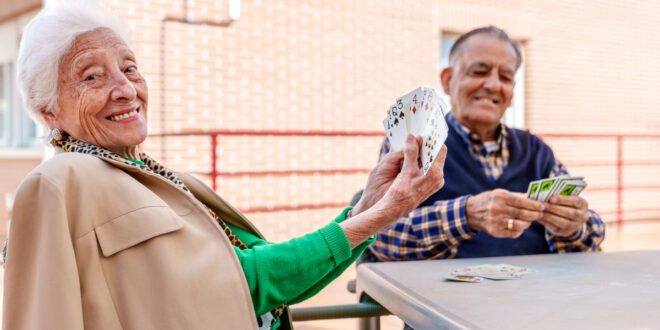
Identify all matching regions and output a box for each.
[43,28,148,156]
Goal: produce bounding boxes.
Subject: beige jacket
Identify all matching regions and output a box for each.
[3,152,262,329]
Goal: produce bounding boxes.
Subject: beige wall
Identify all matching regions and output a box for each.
[2,0,659,241]
[0,155,42,240]
[0,0,40,23]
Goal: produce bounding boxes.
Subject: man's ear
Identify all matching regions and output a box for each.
[440,67,452,95]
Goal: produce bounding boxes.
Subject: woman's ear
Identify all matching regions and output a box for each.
[440,67,452,95]
[39,106,57,130]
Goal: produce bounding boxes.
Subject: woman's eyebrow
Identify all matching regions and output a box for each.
[117,47,136,61]
[71,53,103,74]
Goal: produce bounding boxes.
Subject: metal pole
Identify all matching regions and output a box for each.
[617,135,623,229]
[212,133,218,191]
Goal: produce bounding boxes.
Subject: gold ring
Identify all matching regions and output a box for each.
[507,219,514,230]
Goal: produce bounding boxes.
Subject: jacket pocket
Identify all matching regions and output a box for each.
[95,206,183,257]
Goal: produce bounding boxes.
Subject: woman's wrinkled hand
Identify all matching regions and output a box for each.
[372,135,446,221]
[342,135,447,248]
[351,145,406,216]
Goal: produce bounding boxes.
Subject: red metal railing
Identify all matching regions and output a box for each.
[150,129,383,213]
[151,131,660,226]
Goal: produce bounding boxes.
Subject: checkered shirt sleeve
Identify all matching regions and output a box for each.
[370,195,475,261]
[545,161,606,252]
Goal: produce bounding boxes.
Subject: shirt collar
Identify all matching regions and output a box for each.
[446,111,508,153]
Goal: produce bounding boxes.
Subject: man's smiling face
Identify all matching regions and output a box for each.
[444,33,518,132]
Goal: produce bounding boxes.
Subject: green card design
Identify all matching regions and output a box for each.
[538,178,556,201]
[560,184,576,196]
[527,181,541,200]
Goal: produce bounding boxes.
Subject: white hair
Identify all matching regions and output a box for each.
[17,0,133,127]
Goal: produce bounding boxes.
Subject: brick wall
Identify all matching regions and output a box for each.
[105,0,441,241]
[106,0,660,240]
[2,0,660,241]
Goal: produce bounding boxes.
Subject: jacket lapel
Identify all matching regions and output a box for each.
[176,172,265,239]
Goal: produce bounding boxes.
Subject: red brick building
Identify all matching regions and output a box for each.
[1,0,659,242]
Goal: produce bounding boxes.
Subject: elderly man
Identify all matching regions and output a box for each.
[369,26,605,261]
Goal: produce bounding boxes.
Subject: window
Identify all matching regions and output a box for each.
[0,64,10,146]
[439,33,526,129]
[0,62,40,149]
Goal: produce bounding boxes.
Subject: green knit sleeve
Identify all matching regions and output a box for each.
[227,207,374,316]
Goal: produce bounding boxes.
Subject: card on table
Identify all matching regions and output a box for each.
[446,264,533,282]
[446,273,482,283]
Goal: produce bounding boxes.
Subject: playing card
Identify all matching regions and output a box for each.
[567,180,587,196]
[526,176,587,201]
[446,273,482,283]
[558,179,586,196]
[546,175,569,198]
[420,106,448,175]
[431,90,448,116]
[410,93,428,136]
[536,178,557,202]
[412,88,447,136]
[526,180,541,200]
[384,87,448,174]
[383,104,408,151]
[494,263,533,276]
[571,186,585,195]
[450,264,532,280]
[395,87,423,135]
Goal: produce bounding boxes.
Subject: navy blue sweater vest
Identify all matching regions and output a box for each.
[420,120,557,258]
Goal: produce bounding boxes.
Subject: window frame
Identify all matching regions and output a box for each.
[0,61,42,151]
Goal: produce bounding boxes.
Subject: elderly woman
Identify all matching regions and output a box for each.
[3,2,447,330]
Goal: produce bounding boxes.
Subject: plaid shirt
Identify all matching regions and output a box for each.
[370,113,605,261]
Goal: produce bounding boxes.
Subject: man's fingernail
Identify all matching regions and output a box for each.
[406,135,414,143]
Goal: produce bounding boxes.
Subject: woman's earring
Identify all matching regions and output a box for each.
[51,128,63,141]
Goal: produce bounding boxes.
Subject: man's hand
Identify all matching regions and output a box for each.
[538,195,589,237]
[466,189,545,238]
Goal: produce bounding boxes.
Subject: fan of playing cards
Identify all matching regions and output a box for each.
[526,176,587,201]
[383,87,449,174]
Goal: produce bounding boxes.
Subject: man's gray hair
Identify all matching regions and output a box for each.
[448,26,522,70]
[17,0,133,127]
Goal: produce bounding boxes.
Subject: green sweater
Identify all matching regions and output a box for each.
[226,207,374,328]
